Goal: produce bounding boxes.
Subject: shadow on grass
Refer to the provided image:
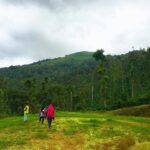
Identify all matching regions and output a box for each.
[0,140,13,149]
[32,132,49,139]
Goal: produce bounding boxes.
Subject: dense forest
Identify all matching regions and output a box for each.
[0,48,150,116]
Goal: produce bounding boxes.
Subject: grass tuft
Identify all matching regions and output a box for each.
[116,136,135,150]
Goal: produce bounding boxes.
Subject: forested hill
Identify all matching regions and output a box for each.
[0,49,150,115]
[0,51,95,81]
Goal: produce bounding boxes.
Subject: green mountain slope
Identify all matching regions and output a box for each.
[0,51,95,81]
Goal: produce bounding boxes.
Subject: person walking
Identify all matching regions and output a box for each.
[24,102,29,121]
[39,107,46,124]
[46,102,55,128]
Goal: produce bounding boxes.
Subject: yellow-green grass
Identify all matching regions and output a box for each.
[0,112,150,150]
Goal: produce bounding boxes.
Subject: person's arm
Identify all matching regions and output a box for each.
[53,108,55,120]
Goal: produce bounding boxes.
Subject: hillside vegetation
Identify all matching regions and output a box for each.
[0,112,150,150]
[110,104,150,117]
[0,49,150,115]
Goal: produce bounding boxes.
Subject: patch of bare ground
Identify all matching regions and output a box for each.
[92,141,115,150]
[30,132,84,150]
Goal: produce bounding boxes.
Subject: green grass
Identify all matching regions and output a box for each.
[0,112,150,150]
[32,132,49,139]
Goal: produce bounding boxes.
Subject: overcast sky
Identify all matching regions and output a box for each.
[0,0,150,68]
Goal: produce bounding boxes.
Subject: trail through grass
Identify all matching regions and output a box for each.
[0,112,150,150]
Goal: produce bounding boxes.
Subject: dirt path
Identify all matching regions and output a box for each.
[117,119,150,127]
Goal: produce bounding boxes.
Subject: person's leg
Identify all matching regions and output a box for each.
[24,113,27,121]
[42,117,44,124]
[47,118,52,128]
[26,114,28,120]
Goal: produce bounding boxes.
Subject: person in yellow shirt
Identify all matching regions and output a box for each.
[24,103,29,121]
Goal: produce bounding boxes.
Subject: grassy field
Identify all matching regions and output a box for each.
[0,112,150,150]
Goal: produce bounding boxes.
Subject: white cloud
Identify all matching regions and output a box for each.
[0,57,33,68]
[0,0,150,67]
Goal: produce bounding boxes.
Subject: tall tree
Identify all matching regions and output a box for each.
[93,49,109,108]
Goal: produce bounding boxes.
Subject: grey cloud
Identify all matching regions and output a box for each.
[0,0,150,67]
[0,48,21,58]
[11,31,69,59]
[3,0,99,6]
[3,0,50,5]
[0,32,69,66]
[2,0,119,11]
[2,0,65,13]
[3,0,150,9]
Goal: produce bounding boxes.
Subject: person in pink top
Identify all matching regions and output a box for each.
[46,102,55,128]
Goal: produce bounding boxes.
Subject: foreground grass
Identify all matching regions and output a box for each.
[0,112,150,150]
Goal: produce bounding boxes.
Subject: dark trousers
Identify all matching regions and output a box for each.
[39,116,44,124]
[47,118,52,128]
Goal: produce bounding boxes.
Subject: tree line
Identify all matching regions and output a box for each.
[0,48,150,117]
